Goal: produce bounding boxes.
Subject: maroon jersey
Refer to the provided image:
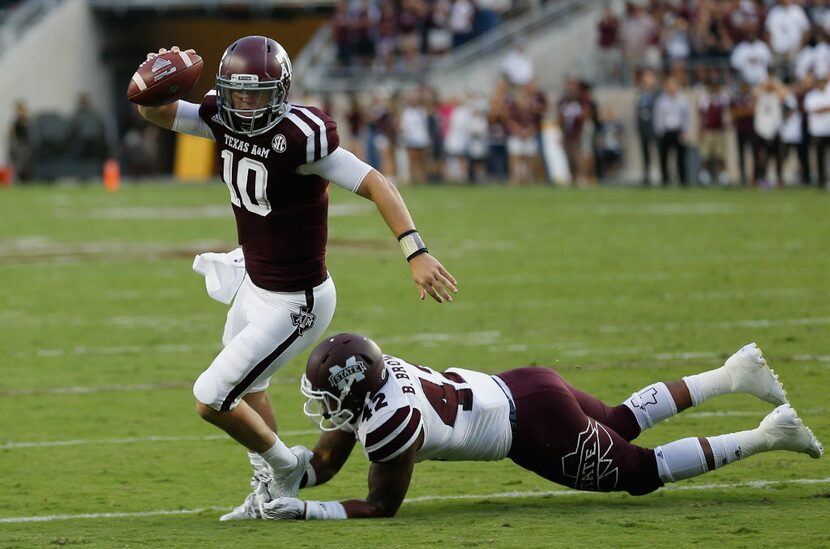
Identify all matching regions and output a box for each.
[198,94,340,292]
[699,92,728,131]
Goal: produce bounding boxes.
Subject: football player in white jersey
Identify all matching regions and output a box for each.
[255,334,822,520]
[134,38,457,521]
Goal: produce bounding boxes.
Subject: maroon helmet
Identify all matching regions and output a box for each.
[301,333,387,432]
[216,35,292,136]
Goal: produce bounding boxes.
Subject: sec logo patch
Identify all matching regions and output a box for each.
[272,134,287,153]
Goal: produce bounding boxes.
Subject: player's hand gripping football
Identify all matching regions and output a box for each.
[409,253,458,303]
[146,45,196,61]
[260,497,306,520]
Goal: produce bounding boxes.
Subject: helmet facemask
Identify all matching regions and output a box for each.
[301,374,368,433]
[216,75,287,137]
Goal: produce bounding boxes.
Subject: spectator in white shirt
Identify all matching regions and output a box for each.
[795,31,830,81]
[501,39,535,86]
[804,75,830,188]
[730,26,773,85]
[449,0,475,48]
[765,0,810,76]
[752,77,793,188]
[399,89,432,185]
[653,76,690,186]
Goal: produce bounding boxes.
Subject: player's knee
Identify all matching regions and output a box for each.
[195,399,218,420]
[193,371,224,415]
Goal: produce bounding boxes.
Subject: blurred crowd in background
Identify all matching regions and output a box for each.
[7,0,830,189]
[329,0,527,72]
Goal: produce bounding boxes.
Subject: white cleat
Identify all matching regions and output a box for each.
[219,491,263,521]
[263,445,313,499]
[724,342,788,406]
[759,404,823,459]
[219,467,273,521]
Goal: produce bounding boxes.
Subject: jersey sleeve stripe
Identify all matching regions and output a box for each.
[295,107,329,158]
[285,110,315,164]
[367,408,422,462]
[365,406,410,447]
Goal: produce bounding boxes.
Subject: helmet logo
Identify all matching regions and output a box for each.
[328,356,368,392]
[272,134,287,153]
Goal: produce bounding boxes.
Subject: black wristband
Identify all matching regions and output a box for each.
[397,229,418,240]
[406,248,429,262]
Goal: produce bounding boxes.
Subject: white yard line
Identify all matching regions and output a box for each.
[1,477,828,524]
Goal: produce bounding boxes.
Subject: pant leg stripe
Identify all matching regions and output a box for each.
[220,289,315,411]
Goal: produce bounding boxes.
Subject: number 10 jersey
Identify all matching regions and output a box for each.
[198,94,340,292]
[356,355,514,464]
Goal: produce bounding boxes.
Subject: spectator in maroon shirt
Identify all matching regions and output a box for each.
[398,0,428,70]
[698,78,730,184]
[331,0,353,67]
[729,80,756,186]
[353,0,379,67]
[376,0,399,70]
[597,6,623,84]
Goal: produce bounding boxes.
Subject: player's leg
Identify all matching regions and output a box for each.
[619,342,787,439]
[547,371,645,442]
[499,367,663,495]
[194,276,336,519]
[655,404,822,485]
[500,368,821,497]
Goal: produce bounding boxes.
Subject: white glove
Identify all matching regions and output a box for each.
[260,498,349,520]
[260,497,305,520]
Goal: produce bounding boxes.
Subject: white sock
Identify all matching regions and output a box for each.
[682,367,732,406]
[706,433,741,468]
[259,436,298,475]
[654,437,708,482]
[656,430,770,483]
[622,382,678,431]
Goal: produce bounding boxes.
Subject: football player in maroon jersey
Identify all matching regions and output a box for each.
[256,335,820,520]
[134,37,457,520]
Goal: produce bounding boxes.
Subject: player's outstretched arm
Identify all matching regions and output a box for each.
[340,440,418,518]
[261,431,421,520]
[356,170,458,303]
[134,46,193,129]
[303,429,357,488]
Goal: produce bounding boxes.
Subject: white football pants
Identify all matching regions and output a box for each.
[193,274,336,411]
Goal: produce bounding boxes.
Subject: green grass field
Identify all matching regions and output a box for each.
[0,183,828,548]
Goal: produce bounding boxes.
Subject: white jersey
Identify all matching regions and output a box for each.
[356,355,513,463]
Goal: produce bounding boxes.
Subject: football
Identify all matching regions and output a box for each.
[127,50,204,107]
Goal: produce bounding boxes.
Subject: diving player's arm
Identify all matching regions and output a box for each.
[262,431,422,520]
[339,431,421,518]
[298,147,458,303]
[303,429,358,487]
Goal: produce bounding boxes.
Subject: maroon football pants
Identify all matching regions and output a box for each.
[497,367,663,496]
